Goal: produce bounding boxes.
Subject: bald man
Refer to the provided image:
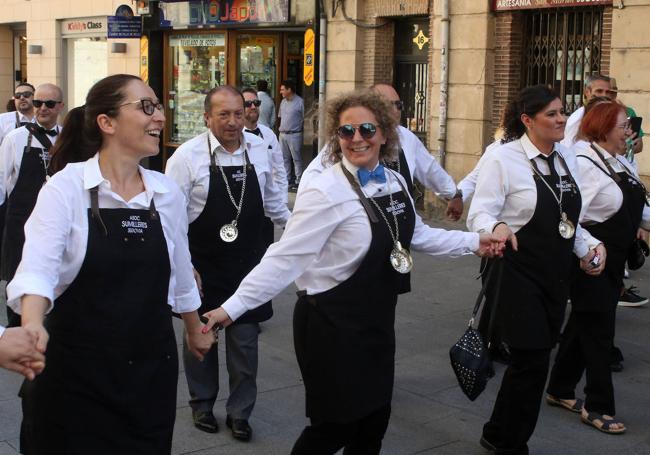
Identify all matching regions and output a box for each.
[0,83,64,326]
[299,83,465,219]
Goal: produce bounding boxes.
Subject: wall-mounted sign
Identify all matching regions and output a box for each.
[108,16,143,38]
[137,0,151,15]
[61,17,107,37]
[303,29,315,87]
[140,36,149,83]
[159,0,289,27]
[492,0,612,11]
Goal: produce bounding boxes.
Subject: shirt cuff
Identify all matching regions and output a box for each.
[468,232,480,253]
[0,325,5,338]
[172,288,201,314]
[220,295,248,322]
[6,273,55,314]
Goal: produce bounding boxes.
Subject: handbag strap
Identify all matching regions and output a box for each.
[469,258,504,332]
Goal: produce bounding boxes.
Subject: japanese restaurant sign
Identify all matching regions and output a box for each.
[492,0,612,11]
[160,0,289,27]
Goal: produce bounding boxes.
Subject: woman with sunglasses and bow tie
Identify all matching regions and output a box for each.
[201,90,504,454]
[6,74,213,454]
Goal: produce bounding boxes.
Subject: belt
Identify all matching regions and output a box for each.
[280,130,303,134]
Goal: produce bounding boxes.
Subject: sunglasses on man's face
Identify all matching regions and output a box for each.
[336,123,377,140]
[244,99,261,108]
[33,99,61,109]
[14,92,33,100]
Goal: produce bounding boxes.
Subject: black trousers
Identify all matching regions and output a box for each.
[483,348,551,455]
[291,404,391,455]
[547,307,617,416]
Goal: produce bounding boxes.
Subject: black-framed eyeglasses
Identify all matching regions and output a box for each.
[393,100,404,111]
[119,99,163,115]
[336,123,377,140]
[244,99,261,108]
[14,91,33,99]
[33,99,61,108]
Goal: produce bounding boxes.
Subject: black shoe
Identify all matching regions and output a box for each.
[192,410,219,433]
[610,361,624,373]
[618,286,648,307]
[226,415,252,441]
[479,436,497,452]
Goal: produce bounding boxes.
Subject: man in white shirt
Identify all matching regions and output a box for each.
[0,83,63,327]
[256,79,275,129]
[166,85,290,442]
[0,82,36,145]
[561,74,612,147]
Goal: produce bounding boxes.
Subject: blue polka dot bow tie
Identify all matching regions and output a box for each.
[357,165,387,186]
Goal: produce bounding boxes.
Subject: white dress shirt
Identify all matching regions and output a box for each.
[0,111,33,145]
[0,123,60,205]
[561,106,584,148]
[467,133,600,258]
[298,125,459,199]
[457,140,501,201]
[573,141,650,230]
[165,130,291,226]
[219,157,480,321]
[6,154,201,314]
[248,123,288,204]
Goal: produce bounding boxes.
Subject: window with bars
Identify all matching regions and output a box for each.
[522,7,604,114]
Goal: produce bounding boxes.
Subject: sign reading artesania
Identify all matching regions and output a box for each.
[492,0,612,11]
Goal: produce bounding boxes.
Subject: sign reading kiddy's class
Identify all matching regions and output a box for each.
[61,17,107,37]
[492,0,611,11]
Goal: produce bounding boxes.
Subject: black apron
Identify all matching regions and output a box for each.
[572,153,647,312]
[30,187,178,454]
[1,126,53,282]
[293,172,415,424]
[385,148,415,198]
[188,145,272,324]
[483,152,581,350]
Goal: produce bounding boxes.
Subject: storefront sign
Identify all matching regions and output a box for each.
[108,16,143,38]
[492,0,612,11]
[61,17,107,37]
[169,33,225,47]
[303,29,315,87]
[159,0,289,27]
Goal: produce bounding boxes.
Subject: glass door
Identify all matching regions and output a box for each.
[237,34,279,94]
[66,37,107,109]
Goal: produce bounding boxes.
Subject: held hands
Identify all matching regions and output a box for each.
[476,233,506,258]
[580,243,607,276]
[493,223,518,251]
[446,198,464,222]
[22,322,48,377]
[202,308,233,335]
[637,228,649,242]
[0,327,45,380]
[185,326,214,362]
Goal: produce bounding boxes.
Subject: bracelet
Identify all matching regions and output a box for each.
[492,221,507,232]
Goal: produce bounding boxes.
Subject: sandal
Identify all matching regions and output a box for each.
[581,411,626,434]
[546,395,584,413]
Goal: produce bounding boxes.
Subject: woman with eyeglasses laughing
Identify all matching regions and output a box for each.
[6,74,213,454]
[201,90,505,454]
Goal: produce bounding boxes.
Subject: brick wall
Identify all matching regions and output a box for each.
[492,11,524,135]
[600,6,612,76]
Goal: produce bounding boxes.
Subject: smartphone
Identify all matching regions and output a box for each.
[630,116,643,137]
[589,253,600,269]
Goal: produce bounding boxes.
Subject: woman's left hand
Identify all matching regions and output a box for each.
[476,233,506,258]
[185,327,214,362]
[637,228,649,242]
[580,243,606,276]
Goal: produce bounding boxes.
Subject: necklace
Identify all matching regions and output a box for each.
[362,171,413,274]
[208,136,247,243]
[529,152,575,239]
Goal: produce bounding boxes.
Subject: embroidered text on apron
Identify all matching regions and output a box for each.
[482,152,581,350]
[188,144,271,324]
[29,187,178,454]
[293,171,415,424]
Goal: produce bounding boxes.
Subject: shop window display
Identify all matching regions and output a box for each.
[238,34,278,95]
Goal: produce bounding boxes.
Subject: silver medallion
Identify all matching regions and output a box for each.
[558,212,575,239]
[390,241,413,274]
[220,222,238,242]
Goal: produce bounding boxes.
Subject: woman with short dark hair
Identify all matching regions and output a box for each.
[546,101,650,434]
[468,84,605,454]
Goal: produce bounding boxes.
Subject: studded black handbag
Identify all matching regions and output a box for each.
[449,259,503,401]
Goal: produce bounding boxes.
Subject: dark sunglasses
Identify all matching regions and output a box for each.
[336,123,377,140]
[393,100,404,111]
[14,91,33,99]
[33,99,61,108]
[119,99,163,115]
[244,99,262,108]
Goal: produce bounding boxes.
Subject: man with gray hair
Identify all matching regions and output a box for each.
[561,74,612,147]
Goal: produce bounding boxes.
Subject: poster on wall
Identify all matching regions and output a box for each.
[159,0,289,27]
[492,0,612,11]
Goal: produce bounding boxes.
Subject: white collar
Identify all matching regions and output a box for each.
[520,133,559,161]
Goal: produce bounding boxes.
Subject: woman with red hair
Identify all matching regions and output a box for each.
[546,102,650,434]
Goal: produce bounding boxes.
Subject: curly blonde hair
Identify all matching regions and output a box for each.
[324,90,400,165]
